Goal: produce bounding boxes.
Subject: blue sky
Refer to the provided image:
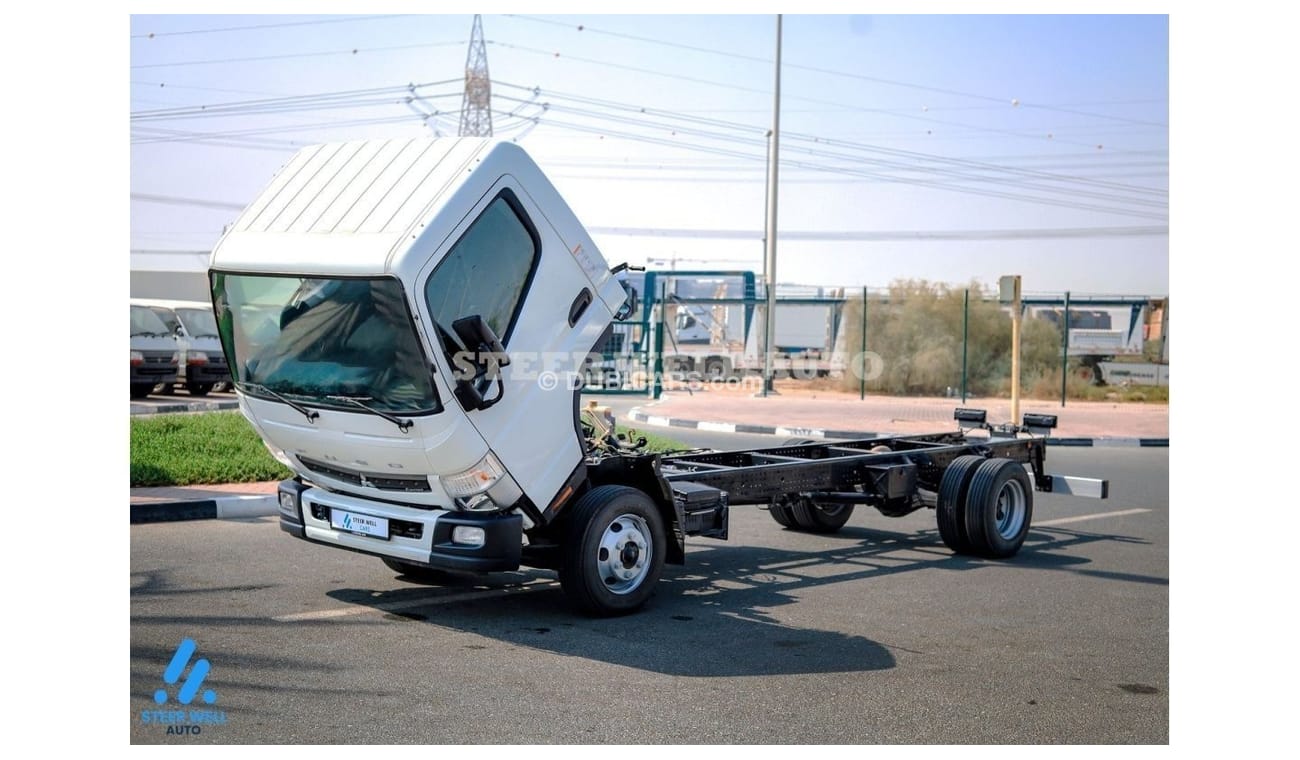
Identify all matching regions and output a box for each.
[130,13,1168,295]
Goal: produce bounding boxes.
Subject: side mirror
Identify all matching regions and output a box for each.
[452,315,509,367]
[451,315,508,412]
[614,281,638,321]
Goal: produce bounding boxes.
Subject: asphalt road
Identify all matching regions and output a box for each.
[130,445,1167,744]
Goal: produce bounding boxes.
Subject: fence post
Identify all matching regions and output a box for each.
[652,282,666,400]
[859,286,867,400]
[1061,290,1070,407]
[961,288,969,403]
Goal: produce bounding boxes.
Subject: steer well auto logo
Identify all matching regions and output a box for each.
[138,638,229,736]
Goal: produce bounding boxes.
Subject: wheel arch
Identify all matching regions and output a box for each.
[584,453,685,565]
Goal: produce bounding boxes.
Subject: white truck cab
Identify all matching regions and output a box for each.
[210,138,630,593]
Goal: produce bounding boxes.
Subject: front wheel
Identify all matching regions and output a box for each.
[560,485,666,616]
[186,381,214,397]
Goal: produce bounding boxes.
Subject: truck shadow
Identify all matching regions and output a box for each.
[322,523,1157,678]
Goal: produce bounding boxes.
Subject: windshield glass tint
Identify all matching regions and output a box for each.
[176,308,219,338]
[210,273,439,414]
[423,195,537,355]
[131,305,170,336]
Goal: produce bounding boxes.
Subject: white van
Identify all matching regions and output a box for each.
[132,299,231,396]
[130,304,178,399]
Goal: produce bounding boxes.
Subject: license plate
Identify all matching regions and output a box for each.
[330,509,389,540]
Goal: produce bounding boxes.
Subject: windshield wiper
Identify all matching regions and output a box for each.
[326,395,414,433]
[238,381,319,424]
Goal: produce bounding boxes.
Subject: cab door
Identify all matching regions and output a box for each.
[416,177,614,511]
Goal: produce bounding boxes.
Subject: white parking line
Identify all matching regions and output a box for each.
[272,581,560,622]
[1035,508,1151,527]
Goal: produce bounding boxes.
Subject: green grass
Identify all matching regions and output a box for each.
[131,412,292,487]
[627,428,690,453]
[131,412,691,488]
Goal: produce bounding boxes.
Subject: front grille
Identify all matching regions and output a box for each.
[298,456,432,493]
[313,506,423,540]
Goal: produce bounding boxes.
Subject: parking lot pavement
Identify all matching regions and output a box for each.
[130,448,1167,744]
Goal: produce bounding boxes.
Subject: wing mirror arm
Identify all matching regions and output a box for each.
[451,315,510,412]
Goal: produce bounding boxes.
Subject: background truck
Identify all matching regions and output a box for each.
[590,270,849,388]
[130,304,178,399]
[209,137,1108,616]
[132,298,232,396]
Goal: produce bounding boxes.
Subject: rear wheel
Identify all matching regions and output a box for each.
[768,500,798,528]
[936,455,985,554]
[560,485,666,616]
[963,458,1034,558]
[790,497,855,533]
[130,383,153,399]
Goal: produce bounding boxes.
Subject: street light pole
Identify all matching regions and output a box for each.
[761,14,782,397]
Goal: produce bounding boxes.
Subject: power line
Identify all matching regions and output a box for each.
[131,80,461,121]
[131,40,466,69]
[488,42,1154,150]
[504,14,1167,128]
[586,225,1168,241]
[495,85,1166,202]
[132,14,413,39]
[128,194,1167,240]
[498,109,1166,220]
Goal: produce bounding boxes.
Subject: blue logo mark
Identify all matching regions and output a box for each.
[343,514,353,530]
[154,638,217,706]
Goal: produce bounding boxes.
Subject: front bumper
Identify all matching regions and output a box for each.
[185,363,231,384]
[277,480,522,572]
[131,366,177,385]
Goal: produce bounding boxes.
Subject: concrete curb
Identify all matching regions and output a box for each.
[130,399,241,415]
[626,406,1169,448]
[130,494,278,524]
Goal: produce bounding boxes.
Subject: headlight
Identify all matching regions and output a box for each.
[442,452,506,498]
[130,350,143,366]
[188,351,209,366]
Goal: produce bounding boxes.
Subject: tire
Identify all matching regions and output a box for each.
[962,458,1034,558]
[186,381,214,397]
[130,383,153,399]
[768,500,798,528]
[158,382,176,396]
[560,485,667,616]
[382,557,458,584]
[790,497,855,533]
[936,455,985,554]
[705,358,727,380]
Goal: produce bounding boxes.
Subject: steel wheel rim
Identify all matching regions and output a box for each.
[596,514,652,595]
[816,502,847,518]
[994,479,1027,540]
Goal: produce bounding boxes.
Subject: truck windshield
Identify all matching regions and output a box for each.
[131,305,170,337]
[210,273,440,414]
[175,308,220,338]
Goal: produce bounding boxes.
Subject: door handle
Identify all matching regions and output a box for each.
[568,288,593,327]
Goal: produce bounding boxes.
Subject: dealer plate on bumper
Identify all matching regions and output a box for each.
[330,509,390,540]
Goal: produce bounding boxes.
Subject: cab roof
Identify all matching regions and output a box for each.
[209,138,525,277]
